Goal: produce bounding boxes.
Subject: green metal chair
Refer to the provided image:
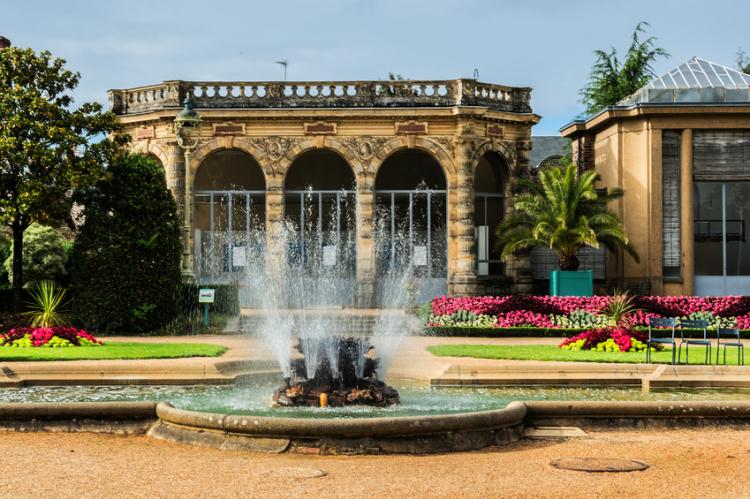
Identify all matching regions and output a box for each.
[678,319,711,365]
[716,328,745,366]
[647,318,678,364]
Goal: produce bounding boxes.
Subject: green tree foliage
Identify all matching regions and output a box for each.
[0,46,121,310]
[71,153,182,333]
[3,223,68,285]
[580,22,669,115]
[496,164,639,271]
[737,48,750,74]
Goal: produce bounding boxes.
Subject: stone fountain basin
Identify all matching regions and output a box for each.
[148,401,527,454]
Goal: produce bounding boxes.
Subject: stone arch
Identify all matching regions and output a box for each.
[194,148,266,193]
[190,137,270,187]
[471,139,516,172]
[371,136,456,180]
[277,136,365,178]
[132,140,169,169]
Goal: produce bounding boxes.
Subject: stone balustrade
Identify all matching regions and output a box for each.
[108,79,531,115]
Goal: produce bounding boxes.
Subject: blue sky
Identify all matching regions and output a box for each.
[3,0,749,134]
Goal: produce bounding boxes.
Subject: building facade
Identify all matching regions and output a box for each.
[563,58,750,296]
[109,79,539,306]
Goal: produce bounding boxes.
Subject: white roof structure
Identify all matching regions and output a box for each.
[619,57,750,106]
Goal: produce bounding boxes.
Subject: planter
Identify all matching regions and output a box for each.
[549,270,592,297]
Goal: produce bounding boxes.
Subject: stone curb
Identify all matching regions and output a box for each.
[155,401,527,439]
[0,402,157,419]
[524,400,750,418]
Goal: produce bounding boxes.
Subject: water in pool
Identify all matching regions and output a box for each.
[2,380,750,419]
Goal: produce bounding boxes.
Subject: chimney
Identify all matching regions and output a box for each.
[0,36,10,49]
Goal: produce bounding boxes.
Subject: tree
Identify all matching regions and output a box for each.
[71,153,182,333]
[0,47,121,310]
[737,48,750,74]
[3,223,68,285]
[580,22,669,115]
[0,233,9,288]
[496,163,639,271]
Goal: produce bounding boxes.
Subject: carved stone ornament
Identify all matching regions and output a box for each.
[429,136,455,157]
[247,136,298,162]
[342,137,390,162]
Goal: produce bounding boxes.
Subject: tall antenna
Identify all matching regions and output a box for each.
[275,60,288,80]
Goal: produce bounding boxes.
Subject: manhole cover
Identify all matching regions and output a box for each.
[550,458,649,472]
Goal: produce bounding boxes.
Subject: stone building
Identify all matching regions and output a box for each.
[563,58,750,296]
[109,79,539,306]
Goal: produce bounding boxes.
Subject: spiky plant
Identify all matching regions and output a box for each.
[496,163,639,270]
[22,280,69,327]
[602,290,641,328]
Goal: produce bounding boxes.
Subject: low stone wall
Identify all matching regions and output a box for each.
[525,401,750,428]
[0,402,157,434]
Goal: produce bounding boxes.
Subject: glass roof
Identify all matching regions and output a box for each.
[619,57,750,105]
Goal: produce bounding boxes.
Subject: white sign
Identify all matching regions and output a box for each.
[413,246,427,266]
[232,246,247,267]
[198,288,215,304]
[323,245,338,267]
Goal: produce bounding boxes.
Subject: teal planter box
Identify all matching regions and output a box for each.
[550,270,593,297]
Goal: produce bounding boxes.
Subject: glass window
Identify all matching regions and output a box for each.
[693,182,723,276]
[725,182,750,276]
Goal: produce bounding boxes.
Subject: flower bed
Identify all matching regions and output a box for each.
[0,327,103,348]
[427,295,750,335]
[559,328,651,352]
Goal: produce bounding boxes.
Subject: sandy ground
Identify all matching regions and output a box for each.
[1,429,749,498]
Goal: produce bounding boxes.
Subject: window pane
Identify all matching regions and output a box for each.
[693,182,723,276]
[725,182,750,276]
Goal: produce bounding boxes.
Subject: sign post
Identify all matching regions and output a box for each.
[198,288,215,329]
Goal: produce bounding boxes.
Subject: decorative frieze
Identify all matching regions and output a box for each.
[135,126,155,140]
[395,121,428,135]
[213,123,245,135]
[304,121,337,135]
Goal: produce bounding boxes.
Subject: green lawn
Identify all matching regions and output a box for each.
[0,341,227,361]
[427,344,745,365]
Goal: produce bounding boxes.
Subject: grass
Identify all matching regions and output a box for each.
[427,344,746,366]
[0,341,227,361]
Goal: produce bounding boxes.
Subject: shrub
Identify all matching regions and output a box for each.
[71,154,182,333]
[3,224,68,286]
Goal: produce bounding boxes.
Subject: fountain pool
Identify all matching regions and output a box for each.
[4,381,750,418]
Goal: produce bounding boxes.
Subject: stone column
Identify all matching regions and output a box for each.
[680,129,694,295]
[355,171,376,307]
[265,173,285,271]
[167,141,185,219]
[448,139,478,296]
[507,139,534,294]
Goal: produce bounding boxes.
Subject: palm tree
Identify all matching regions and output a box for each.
[496,164,639,271]
[580,21,669,115]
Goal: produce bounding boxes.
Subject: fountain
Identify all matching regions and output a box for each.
[272,337,400,407]
[199,188,422,409]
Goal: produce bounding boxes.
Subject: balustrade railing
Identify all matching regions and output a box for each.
[109,79,531,115]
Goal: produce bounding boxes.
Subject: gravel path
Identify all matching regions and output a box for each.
[1,428,749,498]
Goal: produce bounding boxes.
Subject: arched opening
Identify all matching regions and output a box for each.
[474,151,508,278]
[284,149,357,306]
[374,149,448,304]
[193,149,266,285]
